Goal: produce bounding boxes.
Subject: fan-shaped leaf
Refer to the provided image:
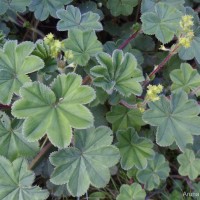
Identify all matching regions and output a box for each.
[56,5,103,31]
[141,0,184,13]
[141,3,182,43]
[0,0,31,15]
[90,49,144,96]
[0,111,39,161]
[117,128,155,170]
[50,126,120,197]
[106,105,145,132]
[170,63,200,94]
[137,153,170,191]
[0,40,44,104]
[0,157,49,200]
[143,91,200,151]
[63,29,103,66]
[12,73,95,148]
[29,0,72,21]
[177,149,200,180]
[106,0,138,16]
[116,183,146,200]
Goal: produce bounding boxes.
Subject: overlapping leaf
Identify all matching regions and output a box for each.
[106,105,145,132]
[141,3,182,43]
[116,183,146,200]
[0,41,44,104]
[90,49,144,96]
[177,149,200,180]
[56,5,103,31]
[0,0,31,15]
[29,0,72,21]
[0,157,49,200]
[63,29,102,66]
[178,7,200,64]
[116,128,155,170]
[50,126,120,197]
[106,0,138,16]
[137,153,170,191]
[170,63,200,94]
[0,111,38,161]
[141,0,184,13]
[12,73,95,148]
[143,91,200,151]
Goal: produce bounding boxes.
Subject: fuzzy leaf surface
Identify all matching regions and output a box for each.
[56,5,103,31]
[50,126,120,197]
[170,63,200,94]
[0,0,31,15]
[106,105,145,132]
[116,183,146,200]
[0,157,49,200]
[0,111,38,161]
[137,153,170,191]
[63,29,102,66]
[141,3,182,43]
[90,49,144,96]
[12,73,95,148]
[117,128,155,170]
[141,0,184,13]
[0,41,44,104]
[29,0,72,21]
[143,91,200,151]
[106,0,138,16]
[177,149,200,180]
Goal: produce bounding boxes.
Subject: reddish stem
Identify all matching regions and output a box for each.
[0,104,11,109]
[29,142,53,170]
[118,30,140,50]
[149,44,180,79]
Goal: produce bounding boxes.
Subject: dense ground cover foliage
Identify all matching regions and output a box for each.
[0,0,200,199]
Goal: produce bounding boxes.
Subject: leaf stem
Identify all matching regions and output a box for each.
[118,30,141,50]
[29,142,53,170]
[143,44,180,86]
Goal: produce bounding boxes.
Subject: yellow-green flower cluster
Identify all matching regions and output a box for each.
[179,15,194,48]
[146,84,163,102]
[64,50,74,60]
[44,33,62,58]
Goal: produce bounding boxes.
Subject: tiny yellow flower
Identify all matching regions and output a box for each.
[54,40,62,49]
[179,37,191,48]
[146,84,163,102]
[44,33,54,45]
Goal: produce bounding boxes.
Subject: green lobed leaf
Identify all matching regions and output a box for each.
[106,105,145,132]
[0,0,31,15]
[90,49,144,96]
[142,91,200,151]
[106,0,138,17]
[177,149,200,180]
[50,126,120,197]
[141,0,185,13]
[170,63,200,94]
[63,29,103,66]
[137,153,170,191]
[56,5,103,31]
[141,3,182,44]
[116,128,155,170]
[0,111,39,161]
[116,183,146,200]
[29,0,72,21]
[12,73,95,148]
[0,40,44,104]
[0,157,49,200]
